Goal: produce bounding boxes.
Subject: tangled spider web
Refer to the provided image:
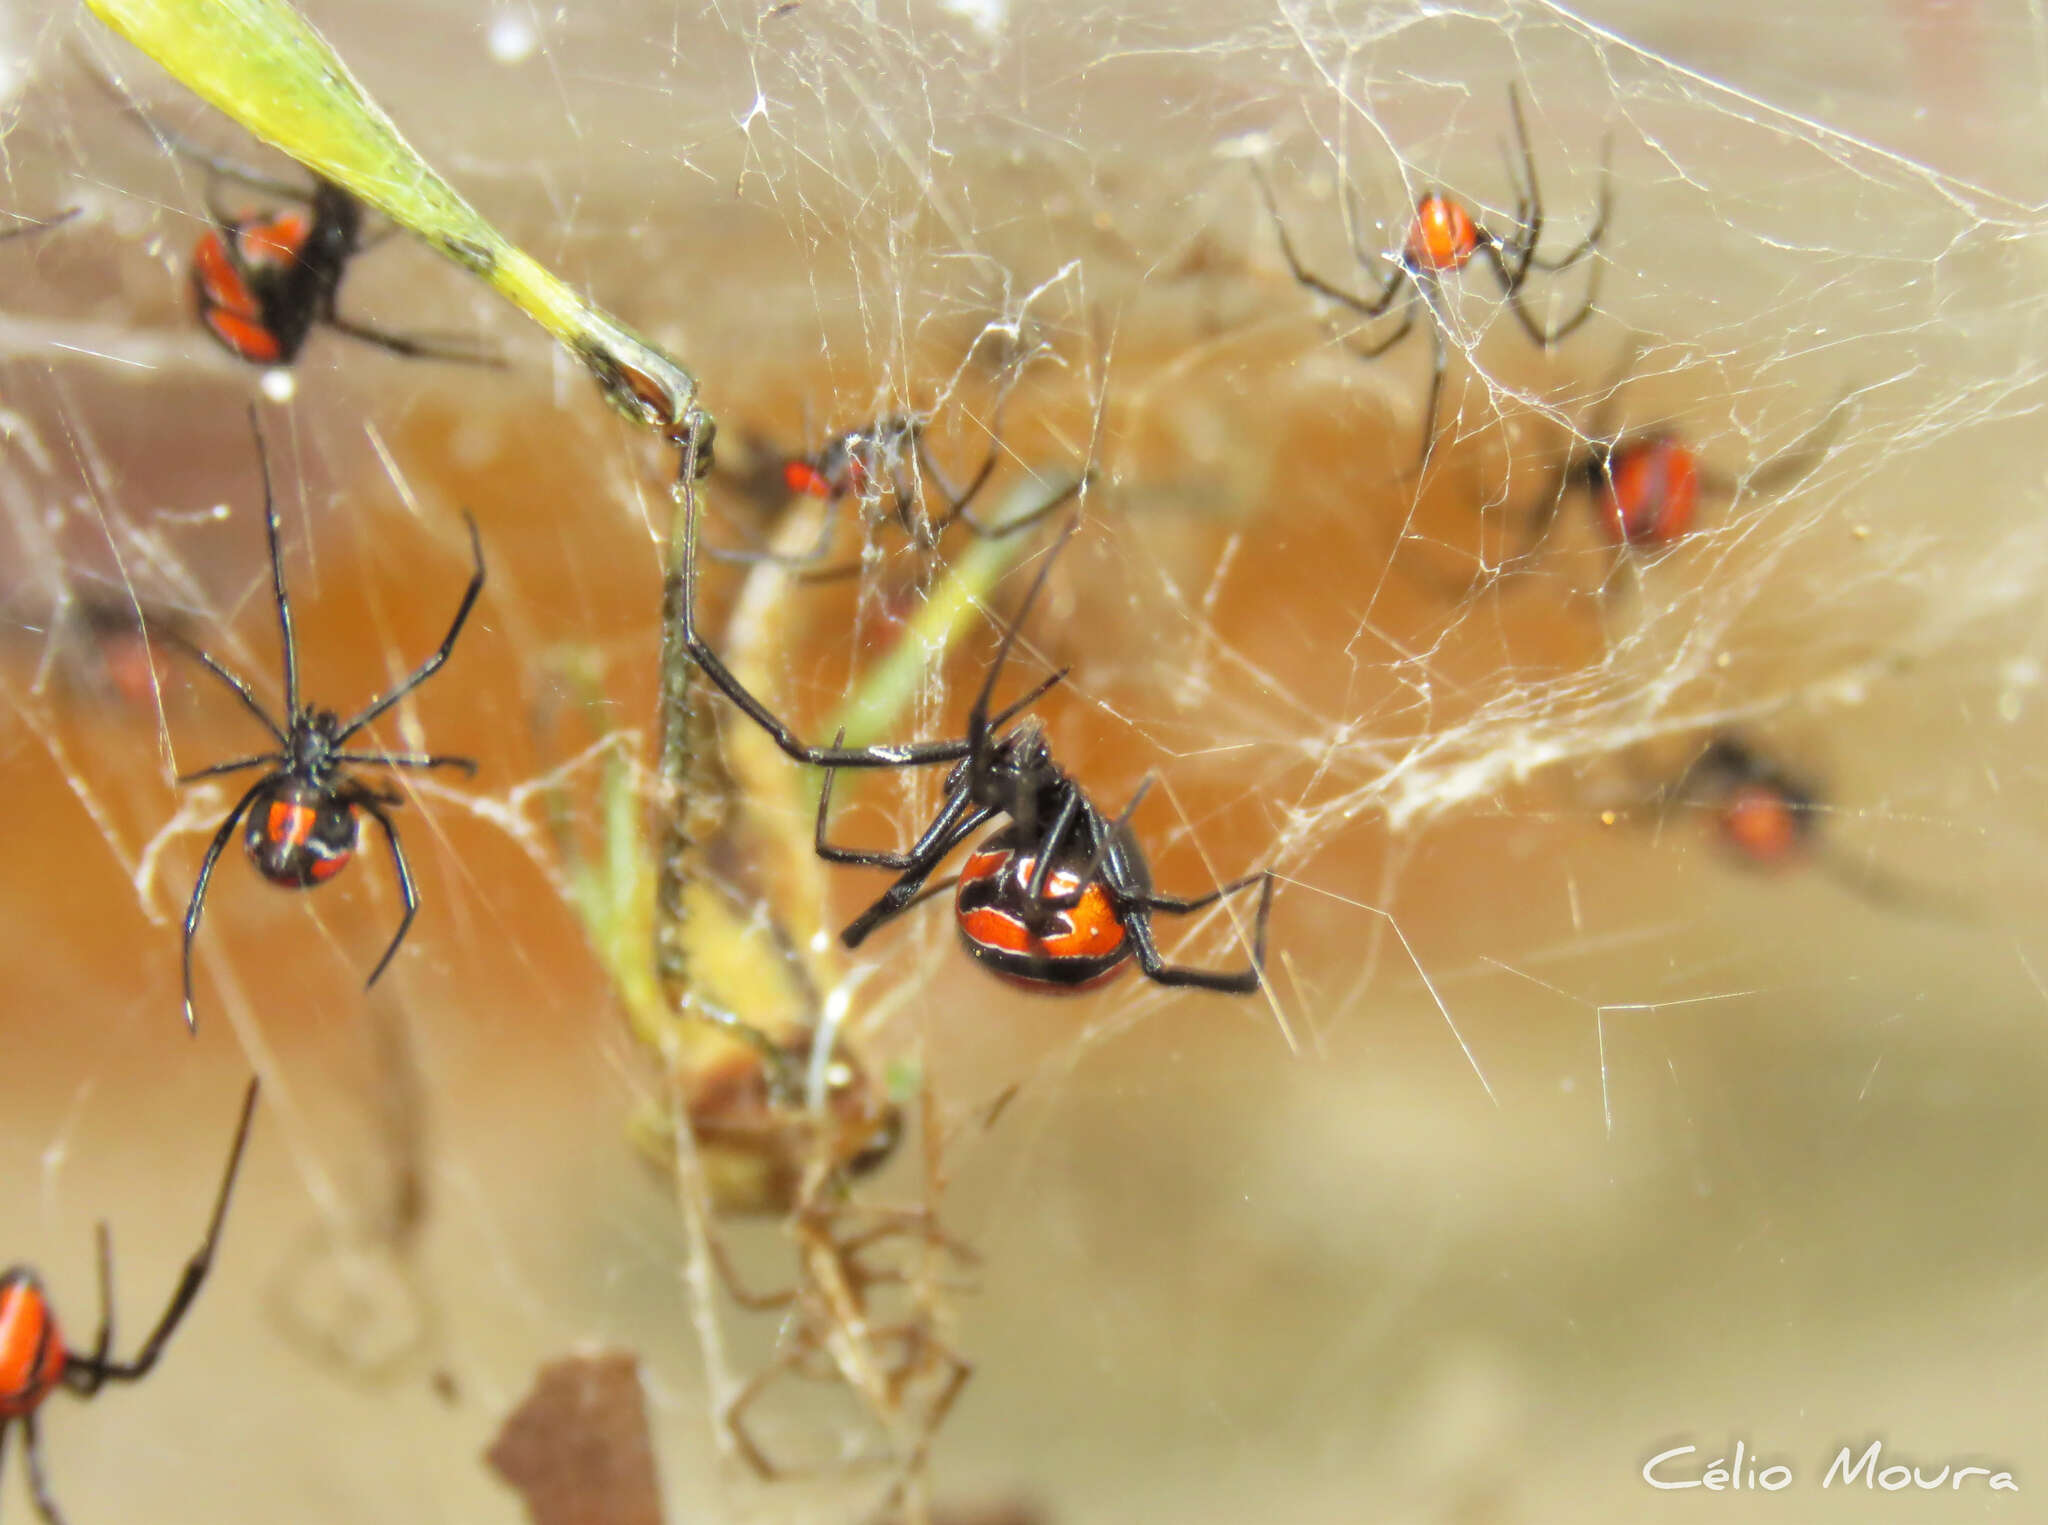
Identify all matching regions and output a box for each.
[1,0,2045,1520]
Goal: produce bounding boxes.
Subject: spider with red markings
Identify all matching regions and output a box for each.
[0,1080,257,1525]
[189,169,502,368]
[1483,342,1851,583]
[716,393,1086,580]
[676,449,1274,994]
[1677,735,1819,870]
[100,83,497,368]
[177,413,484,1032]
[1256,85,1611,468]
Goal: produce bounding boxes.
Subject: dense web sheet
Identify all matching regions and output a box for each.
[0,0,2045,1521]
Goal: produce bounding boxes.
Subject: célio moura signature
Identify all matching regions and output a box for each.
[1644,1439,2017,1493]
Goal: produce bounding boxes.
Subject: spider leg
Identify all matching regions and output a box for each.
[177,753,286,783]
[324,314,506,368]
[86,69,305,200]
[1253,162,1411,319]
[242,408,302,719]
[170,635,287,743]
[1701,389,1854,500]
[359,797,418,991]
[22,1415,64,1525]
[1017,789,1087,923]
[673,464,977,769]
[952,467,1089,541]
[181,776,274,1033]
[1405,297,1449,473]
[335,512,485,741]
[335,751,478,774]
[815,748,980,870]
[0,208,80,242]
[1129,868,1271,916]
[703,492,853,572]
[70,1081,258,1386]
[1521,130,1613,275]
[722,1341,814,1480]
[1117,859,1275,994]
[963,520,1079,757]
[918,399,1003,537]
[59,1225,116,1400]
[838,805,998,948]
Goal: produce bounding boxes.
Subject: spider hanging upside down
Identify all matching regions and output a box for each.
[176,412,485,1032]
[1256,84,1612,468]
[100,80,499,368]
[0,1080,258,1525]
[675,439,1276,995]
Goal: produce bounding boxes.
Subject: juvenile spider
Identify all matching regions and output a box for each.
[674,447,1274,994]
[715,395,1084,580]
[1256,85,1611,468]
[0,1079,258,1525]
[177,415,484,1032]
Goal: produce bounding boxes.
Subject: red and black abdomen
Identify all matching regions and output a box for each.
[1597,435,1700,546]
[953,827,1131,993]
[0,1270,66,1419]
[191,207,327,365]
[245,776,359,889]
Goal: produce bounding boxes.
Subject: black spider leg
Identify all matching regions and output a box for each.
[1252,162,1413,321]
[1693,387,1855,500]
[701,483,858,575]
[0,207,80,242]
[1488,334,1644,579]
[675,445,1058,769]
[813,674,1075,947]
[245,411,303,719]
[180,776,277,1033]
[1254,163,1456,468]
[1112,838,1275,994]
[828,783,998,948]
[323,313,508,368]
[357,792,418,990]
[1474,86,1611,346]
[961,519,1079,765]
[332,512,484,744]
[936,381,1098,542]
[21,1414,62,1525]
[66,1079,259,1391]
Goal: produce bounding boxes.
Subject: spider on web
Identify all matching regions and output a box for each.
[1256,85,1612,470]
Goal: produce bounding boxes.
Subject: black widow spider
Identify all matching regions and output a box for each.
[177,413,484,1032]
[1255,85,1611,469]
[0,1079,258,1525]
[99,77,499,368]
[675,443,1274,993]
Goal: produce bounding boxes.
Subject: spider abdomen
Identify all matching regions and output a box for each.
[0,1271,65,1419]
[245,778,359,888]
[954,831,1131,993]
[1598,435,1700,545]
[1405,194,1482,273]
